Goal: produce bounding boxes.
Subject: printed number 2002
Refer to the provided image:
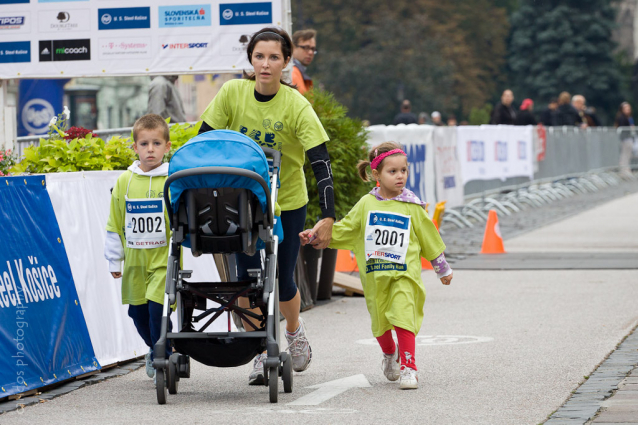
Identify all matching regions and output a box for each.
[374,229,404,247]
[132,217,162,233]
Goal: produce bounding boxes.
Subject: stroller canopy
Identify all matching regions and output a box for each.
[168,130,272,217]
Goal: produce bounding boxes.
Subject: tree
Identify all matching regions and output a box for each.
[508,0,622,122]
[293,0,510,123]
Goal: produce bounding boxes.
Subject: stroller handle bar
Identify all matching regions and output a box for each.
[163,166,275,229]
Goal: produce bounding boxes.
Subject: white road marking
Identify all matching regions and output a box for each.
[356,335,494,346]
[287,374,371,406]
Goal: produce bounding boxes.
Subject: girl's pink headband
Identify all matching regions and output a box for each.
[371,149,406,170]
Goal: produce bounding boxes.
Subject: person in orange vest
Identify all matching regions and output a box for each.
[291,29,317,94]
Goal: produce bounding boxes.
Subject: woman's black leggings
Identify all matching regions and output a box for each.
[235,205,307,302]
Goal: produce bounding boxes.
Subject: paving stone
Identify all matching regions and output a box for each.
[594,410,638,423]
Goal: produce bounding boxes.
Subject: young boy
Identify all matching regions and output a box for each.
[104,114,172,379]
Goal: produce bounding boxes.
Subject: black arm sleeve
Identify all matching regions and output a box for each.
[198,121,214,134]
[307,143,335,220]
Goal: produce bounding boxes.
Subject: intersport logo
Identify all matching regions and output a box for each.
[161,42,208,50]
[39,39,90,62]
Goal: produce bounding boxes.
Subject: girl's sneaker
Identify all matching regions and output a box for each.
[399,366,418,390]
[381,345,400,381]
[145,349,155,378]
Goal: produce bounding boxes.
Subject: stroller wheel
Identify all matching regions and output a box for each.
[156,369,167,405]
[168,354,180,395]
[282,353,293,393]
[268,366,278,403]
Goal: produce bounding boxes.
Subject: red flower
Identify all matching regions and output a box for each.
[64,126,98,140]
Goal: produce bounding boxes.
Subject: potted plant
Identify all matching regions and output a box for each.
[296,88,369,306]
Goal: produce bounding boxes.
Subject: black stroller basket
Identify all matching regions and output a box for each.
[152,146,293,404]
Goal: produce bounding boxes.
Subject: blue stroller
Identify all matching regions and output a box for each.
[154,130,292,404]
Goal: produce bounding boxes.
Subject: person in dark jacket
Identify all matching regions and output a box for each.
[516,98,537,126]
[540,98,558,126]
[615,101,635,177]
[555,91,581,126]
[392,99,418,125]
[490,89,516,125]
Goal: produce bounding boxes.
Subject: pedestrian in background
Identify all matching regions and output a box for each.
[147,76,186,123]
[571,95,589,128]
[615,101,636,178]
[447,114,458,126]
[540,98,558,126]
[291,29,317,94]
[431,111,444,126]
[301,142,453,390]
[490,89,516,125]
[418,112,430,125]
[555,91,580,126]
[392,99,418,125]
[516,98,537,126]
[104,114,174,381]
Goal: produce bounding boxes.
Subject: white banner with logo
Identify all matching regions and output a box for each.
[46,171,224,367]
[456,125,534,184]
[366,124,437,210]
[0,0,286,79]
[432,126,464,208]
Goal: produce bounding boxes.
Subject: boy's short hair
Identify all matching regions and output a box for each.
[132,114,170,143]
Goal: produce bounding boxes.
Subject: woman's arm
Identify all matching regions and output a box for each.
[306,143,335,249]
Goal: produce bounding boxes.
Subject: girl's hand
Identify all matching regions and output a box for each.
[440,272,453,285]
[299,230,314,246]
[111,272,122,279]
[308,217,335,250]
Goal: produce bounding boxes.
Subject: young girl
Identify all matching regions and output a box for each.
[300,142,453,389]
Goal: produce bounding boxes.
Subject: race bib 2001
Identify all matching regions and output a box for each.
[364,211,411,265]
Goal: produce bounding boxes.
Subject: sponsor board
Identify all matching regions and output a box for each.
[0,41,30,64]
[39,38,90,61]
[159,4,211,28]
[218,32,251,57]
[38,9,90,32]
[98,37,150,59]
[0,14,30,33]
[158,36,212,58]
[98,7,150,31]
[219,2,272,25]
[21,98,54,134]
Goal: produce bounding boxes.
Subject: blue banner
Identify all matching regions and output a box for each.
[98,7,151,31]
[159,4,211,28]
[219,2,272,25]
[0,176,99,398]
[17,79,69,136]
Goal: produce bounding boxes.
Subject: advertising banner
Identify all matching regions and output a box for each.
[456,125,534,184]
[0,176,99,398]
[432,126,464,208]
[366,124,437,208]
[0,0,285,79]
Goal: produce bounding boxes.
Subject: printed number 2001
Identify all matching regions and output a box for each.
[374,229,404,247]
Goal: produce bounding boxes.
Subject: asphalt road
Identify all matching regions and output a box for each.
[2,193,637,425]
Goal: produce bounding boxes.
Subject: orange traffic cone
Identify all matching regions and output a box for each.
[336,249,359,272]
[480,210,506,254]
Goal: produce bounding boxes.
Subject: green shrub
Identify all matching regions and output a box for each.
[303,88,370,227]
[11,119,201,174]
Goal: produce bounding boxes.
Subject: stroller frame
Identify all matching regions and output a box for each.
[154,145,292,404]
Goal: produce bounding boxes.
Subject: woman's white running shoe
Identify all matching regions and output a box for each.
[286,317,312,372]
[248,353,266,385]
[399,366,418,389]
[381,345,400,381]
[145,349,155,378]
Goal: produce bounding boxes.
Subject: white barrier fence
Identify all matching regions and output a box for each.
[367,124,535,208]
[47,171,224,367]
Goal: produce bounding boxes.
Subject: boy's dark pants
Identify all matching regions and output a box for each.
[128,301,172,360]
